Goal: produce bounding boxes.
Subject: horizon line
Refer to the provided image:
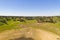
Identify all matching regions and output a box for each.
[0,15,60,17]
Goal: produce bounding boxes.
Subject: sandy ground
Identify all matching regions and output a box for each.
[0,28,60,40]
[33,29,60,40]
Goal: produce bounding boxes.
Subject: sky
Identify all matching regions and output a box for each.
[0,0,60,16]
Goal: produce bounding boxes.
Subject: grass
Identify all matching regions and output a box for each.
[0,20,20,32]
[0,20,60,36]
[19,20,60,36]
[31,23,60,36]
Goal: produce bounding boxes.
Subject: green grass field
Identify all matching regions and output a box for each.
[0,19,60,36]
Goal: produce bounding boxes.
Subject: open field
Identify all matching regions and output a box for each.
[0,16,60,40]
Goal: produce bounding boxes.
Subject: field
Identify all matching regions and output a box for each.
[0,16,60,40]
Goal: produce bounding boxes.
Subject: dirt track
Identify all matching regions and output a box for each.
[0,28,60,40]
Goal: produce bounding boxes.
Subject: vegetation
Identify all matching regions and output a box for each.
[0,16,60,35]
[0,16,60,25]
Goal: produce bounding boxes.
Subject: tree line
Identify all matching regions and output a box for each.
[0,16,60,25]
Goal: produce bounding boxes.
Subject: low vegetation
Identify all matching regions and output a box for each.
[0,16,60,36]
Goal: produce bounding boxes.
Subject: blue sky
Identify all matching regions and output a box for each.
[0,0,60,16]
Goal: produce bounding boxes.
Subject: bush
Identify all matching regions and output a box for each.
[0,22,4,26]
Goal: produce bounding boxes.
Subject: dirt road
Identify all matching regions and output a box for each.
[0,28,60,40]
[33,29,60,40]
